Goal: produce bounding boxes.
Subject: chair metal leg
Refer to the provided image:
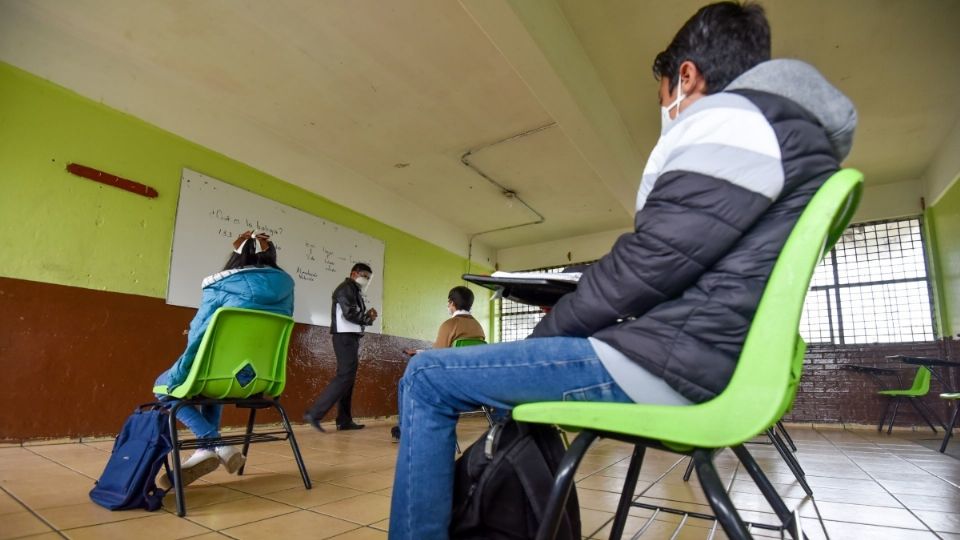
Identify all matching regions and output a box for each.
[691,449,752,540]
[535,431,598,540]
[769,429,812,496]
[941,402,960,453]
[609,445,646,540]
[481,406,495,427]
[272,400,312,490]
[907,399,938,433]
[237,407,257,476]
[732,445,804,540]
[887,397,901,434]
[168,401,187,517]
[769,429,805,478]
[878,398,892,432]
[910,398,947,433]
[682,457,695,482]
[777,421,798,453]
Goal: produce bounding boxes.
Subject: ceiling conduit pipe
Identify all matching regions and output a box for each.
[460,122,556,273]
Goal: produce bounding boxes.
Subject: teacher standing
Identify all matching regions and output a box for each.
[304,263,378,431]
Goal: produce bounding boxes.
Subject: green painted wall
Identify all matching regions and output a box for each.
[927,179,960,337]
[0,61,492,340]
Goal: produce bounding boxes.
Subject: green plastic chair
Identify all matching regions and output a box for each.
[453,337,487,348]
[940,393,960,452]
[877,367,938,434]
[514,169,863,540]
[153,307,311,516]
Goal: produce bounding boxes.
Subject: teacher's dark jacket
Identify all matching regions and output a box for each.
[531,60,857,404]
[331,278,375,334]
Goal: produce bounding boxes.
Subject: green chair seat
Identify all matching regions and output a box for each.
[453,337,487,347]
[515,169,864,540]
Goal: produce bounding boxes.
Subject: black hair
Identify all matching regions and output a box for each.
[222,238,280,271]
[351,262,373,274]
[448,286,475,311]
[652,1,770,94]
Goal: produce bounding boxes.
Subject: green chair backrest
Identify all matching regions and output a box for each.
[906,367,932,396]
[453,338,487,347]
[709,169,863,441]
[163,307,294,399]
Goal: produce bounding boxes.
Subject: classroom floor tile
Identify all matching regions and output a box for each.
[1,418,958,539]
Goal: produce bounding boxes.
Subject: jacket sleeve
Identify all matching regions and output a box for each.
[168,287,226,389]
[433,319,455,349]
[531,169,775,338]
[335,284,375,326]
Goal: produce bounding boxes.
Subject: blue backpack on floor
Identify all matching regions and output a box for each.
[89,405,172,511]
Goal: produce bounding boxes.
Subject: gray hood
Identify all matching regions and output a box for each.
[726,59,857,160]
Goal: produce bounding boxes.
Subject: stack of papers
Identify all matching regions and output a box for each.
[490,271,582,283]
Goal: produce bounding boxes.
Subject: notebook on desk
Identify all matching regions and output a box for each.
[462,272,578,307]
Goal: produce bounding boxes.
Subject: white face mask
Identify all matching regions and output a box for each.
[660,76,686,134]
[354,275,370,288]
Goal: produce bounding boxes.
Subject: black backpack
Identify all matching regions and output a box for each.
[451,419,581,540]
[89,405,172,511]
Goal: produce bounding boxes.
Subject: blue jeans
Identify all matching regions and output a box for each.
[158,398,222,442]
[388,337,633,540]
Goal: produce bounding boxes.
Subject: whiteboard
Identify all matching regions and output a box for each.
[167,169,384,332]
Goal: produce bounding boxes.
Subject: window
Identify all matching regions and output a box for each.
[799,217,936,344]
[499,218,937,345]
[499,265,567,342]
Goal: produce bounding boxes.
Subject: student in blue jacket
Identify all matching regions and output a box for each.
[154,231,295,490]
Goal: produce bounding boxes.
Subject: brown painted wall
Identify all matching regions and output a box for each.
[0,277,427,442]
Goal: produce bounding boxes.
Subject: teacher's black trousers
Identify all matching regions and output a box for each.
[308,332,361,426]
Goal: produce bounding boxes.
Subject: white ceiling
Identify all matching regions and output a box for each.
[558,0,960,187]
[2,0,958,261]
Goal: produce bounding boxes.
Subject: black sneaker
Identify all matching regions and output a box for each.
[337,422,366,431]
[303,413,326,432]
[391,425,401,442]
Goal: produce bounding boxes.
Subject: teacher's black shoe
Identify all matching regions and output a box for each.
[303,413,326,432]
[337,422,365,431]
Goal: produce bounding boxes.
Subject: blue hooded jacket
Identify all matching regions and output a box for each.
[155,266,295,392]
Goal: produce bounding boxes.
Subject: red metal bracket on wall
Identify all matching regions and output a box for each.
[66,163,159,198]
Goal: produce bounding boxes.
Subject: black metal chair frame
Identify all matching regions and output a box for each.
[681,420,812,497]
[535,428,810,540]
[877,393,944,434]
[941,400,960,453]
[166,396,311,517]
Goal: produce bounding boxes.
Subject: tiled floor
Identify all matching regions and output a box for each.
[2,418,959,539]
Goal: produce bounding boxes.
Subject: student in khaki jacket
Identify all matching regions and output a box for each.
[403,286,485,355]
[394,286,485,440]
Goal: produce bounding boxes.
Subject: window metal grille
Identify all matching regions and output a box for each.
[499,265,567,342]
[499,218,936,345]
[799,217,936,344]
